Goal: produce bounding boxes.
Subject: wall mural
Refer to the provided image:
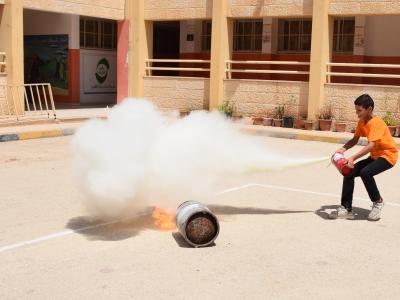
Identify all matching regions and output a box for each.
[24,34,69,96]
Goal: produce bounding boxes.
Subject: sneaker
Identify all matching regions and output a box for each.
[329,206,355,220]
[368,200,384,221]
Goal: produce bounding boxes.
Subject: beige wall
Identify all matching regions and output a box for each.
[23,9,80,49]
[325,83,400,125]
[330,0,400,15]
[144,0,212,20]
[224,79,308,117]
[143,77,210,111]
[365,16,400,57]
[229,0,312,17]
[23,0,125,20]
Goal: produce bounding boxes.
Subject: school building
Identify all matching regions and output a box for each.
[1,0,400,125]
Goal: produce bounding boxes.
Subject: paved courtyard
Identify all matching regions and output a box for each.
[1,135,399,299]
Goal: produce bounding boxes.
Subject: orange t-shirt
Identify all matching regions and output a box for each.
[355,116,398,166]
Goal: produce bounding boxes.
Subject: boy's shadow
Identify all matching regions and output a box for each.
[315,205,370,220]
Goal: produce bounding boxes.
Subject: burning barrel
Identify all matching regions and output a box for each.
[175,201,219,247]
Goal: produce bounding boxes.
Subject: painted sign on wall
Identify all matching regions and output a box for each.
[82,51,116,94]
[24,35,69,96]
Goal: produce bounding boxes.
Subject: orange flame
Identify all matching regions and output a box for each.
[152,207,176,231]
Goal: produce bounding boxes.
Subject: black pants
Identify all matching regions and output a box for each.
[341,157,393,210]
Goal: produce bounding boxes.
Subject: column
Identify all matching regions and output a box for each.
[307,0,332,120]
[125,0,153,99]
[209,0,232,110]
[0,0,24,114]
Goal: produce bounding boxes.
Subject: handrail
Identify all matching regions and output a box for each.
[227,60,310,66]
[145,59,210,77]
[326,62,400,82]
[327,62,400,68]
[226,60,310,79]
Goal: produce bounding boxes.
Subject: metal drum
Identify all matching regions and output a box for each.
[175,201,220,248]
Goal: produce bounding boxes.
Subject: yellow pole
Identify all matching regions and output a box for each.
[209,0,232,110]
[307,0,332,120]
[0,0,24,114]
[125,0,153,98]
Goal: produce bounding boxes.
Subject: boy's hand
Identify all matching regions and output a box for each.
[347,157,355,168]
[335,147,346,154]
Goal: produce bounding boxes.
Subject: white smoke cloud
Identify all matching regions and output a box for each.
[72,98,327,219]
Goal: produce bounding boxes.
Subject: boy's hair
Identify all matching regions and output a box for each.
[354,94,374,110]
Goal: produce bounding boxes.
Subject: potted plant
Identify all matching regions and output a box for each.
[317,105,333,131]
[218,101,235,118]
[304,120,314,130]
[382,112,397,136]
[262,109,273,126]
[335,108,347,132]
[231,113,243,122]
[179,109,191,117]
[335,121,347,132]
[273,104,285,127]
[294,115,306,129]
[283,113,294,128]
[252,116,264,125]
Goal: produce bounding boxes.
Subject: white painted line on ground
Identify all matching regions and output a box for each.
[215,183,254,196]
[248,183,400,208]
[0,219,121,253]
[1,182,399,253]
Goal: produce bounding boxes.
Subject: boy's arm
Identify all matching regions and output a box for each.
[336,134,360,154]
[347,141,375,167]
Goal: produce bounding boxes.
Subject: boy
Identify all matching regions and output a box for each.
[329,94,398,221]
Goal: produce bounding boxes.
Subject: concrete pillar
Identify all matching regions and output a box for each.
[307,0,332,120]
[209,0,232,110]
[0,0,24,113]
[117,20,129,103]
[125,0,153,99]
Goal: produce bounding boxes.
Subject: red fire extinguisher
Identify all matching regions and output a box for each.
[331,153,353,176]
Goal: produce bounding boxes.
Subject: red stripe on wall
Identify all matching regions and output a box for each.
[54,49,80,103]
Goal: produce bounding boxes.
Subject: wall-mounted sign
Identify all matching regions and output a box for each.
[82,51,116,94]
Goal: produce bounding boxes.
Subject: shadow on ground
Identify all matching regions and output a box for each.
[66,213,154,241]
[208,205,311,216]
[315,205,370,220]
[67,205,312,242]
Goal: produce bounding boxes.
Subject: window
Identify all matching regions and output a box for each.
[333,17,355,53]
[278,19,312,52]
[233,19,263,52]
[201,21,212,51]
[80,18,117,50]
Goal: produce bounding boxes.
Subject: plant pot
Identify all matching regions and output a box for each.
[319,119,332,131]
[388,126,397,137]
[273,118,283,127]
[304,121,314,130]
[335,122,347,132]
[252,117,264,125]
[180,111,190,117]
[294,118,305,129]
[231,115,243,122]
[397,125,400,137]
[262,117,273,126]
[283,116,294,128]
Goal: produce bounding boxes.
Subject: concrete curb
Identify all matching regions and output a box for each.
[0,128,75,142]
[1,124,400,149]
[242,126,400,149]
